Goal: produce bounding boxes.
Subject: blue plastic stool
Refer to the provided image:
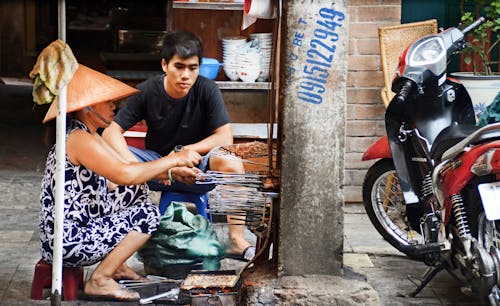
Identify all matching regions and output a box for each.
[159,192,211,222]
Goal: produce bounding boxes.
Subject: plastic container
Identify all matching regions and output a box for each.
[199,57,222,80]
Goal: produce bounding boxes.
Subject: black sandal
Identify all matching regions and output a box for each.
[224,246,255,262]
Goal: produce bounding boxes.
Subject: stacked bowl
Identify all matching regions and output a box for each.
[249,33,273,81]
[222,36,247,81]
[237,49,261,83]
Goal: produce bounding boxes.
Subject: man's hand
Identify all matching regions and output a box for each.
[170,166,202,185]
[167,149,202,168]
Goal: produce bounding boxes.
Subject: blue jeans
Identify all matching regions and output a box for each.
[128,146,216,194]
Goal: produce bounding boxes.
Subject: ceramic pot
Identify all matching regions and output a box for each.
[450,72,500,120]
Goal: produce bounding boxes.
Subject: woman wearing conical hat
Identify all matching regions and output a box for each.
[36,61,201,301]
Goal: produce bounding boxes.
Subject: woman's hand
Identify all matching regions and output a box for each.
[155,171,172,186]
[170,166,202,185]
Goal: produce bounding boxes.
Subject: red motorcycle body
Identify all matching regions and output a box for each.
[362,136,391,161]
[440,140,500,224]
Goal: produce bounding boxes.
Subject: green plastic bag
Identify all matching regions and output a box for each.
[137,202,223,270]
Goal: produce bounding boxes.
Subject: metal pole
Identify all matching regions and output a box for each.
[52,0,66,305]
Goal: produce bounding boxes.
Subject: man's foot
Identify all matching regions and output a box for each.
[84,275,140,301]
[225,246,256,262]
[113,263,146,281]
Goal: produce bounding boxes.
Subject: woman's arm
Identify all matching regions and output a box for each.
[101,121,139,163]
[93,133,131,164]
[66,130,201,186]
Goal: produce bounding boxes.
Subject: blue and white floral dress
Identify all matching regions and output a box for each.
[39,119,160,267]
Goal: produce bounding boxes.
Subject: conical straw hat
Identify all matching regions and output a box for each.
[42,64,139,123]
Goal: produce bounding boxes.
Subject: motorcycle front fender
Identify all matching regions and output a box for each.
[362,136,392,161]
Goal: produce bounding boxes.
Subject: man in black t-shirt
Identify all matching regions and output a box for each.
[102,30,254,261]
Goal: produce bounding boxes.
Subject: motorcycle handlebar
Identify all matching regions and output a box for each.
[395,80,414,104]
[461,17,486,36]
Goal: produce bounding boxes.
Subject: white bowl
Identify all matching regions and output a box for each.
[258,68,270,81]
[223,67,240,81]
[238,67,260,83]
[222,36,246,42]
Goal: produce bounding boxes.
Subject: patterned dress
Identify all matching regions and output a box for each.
[39,119,160,267]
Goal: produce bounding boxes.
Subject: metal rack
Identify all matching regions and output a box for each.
[172,2,244,11]
[166,1,272,91]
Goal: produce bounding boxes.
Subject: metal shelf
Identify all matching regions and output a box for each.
[215,81,271,90]
[105,71,270,90]
[172,2,244,10]
[232,123,277,139]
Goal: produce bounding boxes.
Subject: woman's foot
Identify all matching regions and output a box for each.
[84,274,140,301]
[113,263,146,281]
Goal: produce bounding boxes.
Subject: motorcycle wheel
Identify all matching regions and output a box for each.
[362,159,422,258]
[477,211,500,252]
[476,211,500,304]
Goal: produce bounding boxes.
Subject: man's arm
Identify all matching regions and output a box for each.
[184,123,233,155]
[102,121,139,163]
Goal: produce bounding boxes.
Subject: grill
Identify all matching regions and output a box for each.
[181,270,241,306]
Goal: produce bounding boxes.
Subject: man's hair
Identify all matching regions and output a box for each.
[161,30,204,64]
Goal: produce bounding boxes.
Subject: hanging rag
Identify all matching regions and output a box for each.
[29,39,78,106]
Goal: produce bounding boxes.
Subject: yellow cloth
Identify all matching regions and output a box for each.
[29,39,78,106]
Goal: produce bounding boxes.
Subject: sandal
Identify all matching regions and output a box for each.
[224,246,256,262]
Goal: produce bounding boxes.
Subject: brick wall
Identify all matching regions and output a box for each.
[344,0,401,203]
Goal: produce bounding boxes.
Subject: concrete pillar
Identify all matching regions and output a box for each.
[278,0,348,276]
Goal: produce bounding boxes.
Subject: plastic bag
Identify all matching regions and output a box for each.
[137,202,223,270]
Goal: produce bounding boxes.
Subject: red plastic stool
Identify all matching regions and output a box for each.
[31,259,84,300]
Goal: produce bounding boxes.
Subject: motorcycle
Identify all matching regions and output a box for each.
[362,17,500,304]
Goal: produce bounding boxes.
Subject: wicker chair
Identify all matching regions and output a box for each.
[378,19,438,107]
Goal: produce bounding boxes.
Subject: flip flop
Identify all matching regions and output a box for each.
[84,288,140,302]
[224,246,256,262]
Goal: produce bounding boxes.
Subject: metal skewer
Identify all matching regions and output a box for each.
[118,275,181,289]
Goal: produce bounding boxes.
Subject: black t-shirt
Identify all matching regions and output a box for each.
[114,74,230,156]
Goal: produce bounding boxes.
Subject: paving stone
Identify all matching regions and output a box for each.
[3,266,34,301]
[0,209,39,231]
[0,230,34,243]
[343,253,374,276]
[0,268,15,302]
[363,255,488,306]
[343,212,404,256]
[0,173,42,210]
[0,241,40,269]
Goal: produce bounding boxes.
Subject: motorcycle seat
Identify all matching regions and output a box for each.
[431,123,500,160]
